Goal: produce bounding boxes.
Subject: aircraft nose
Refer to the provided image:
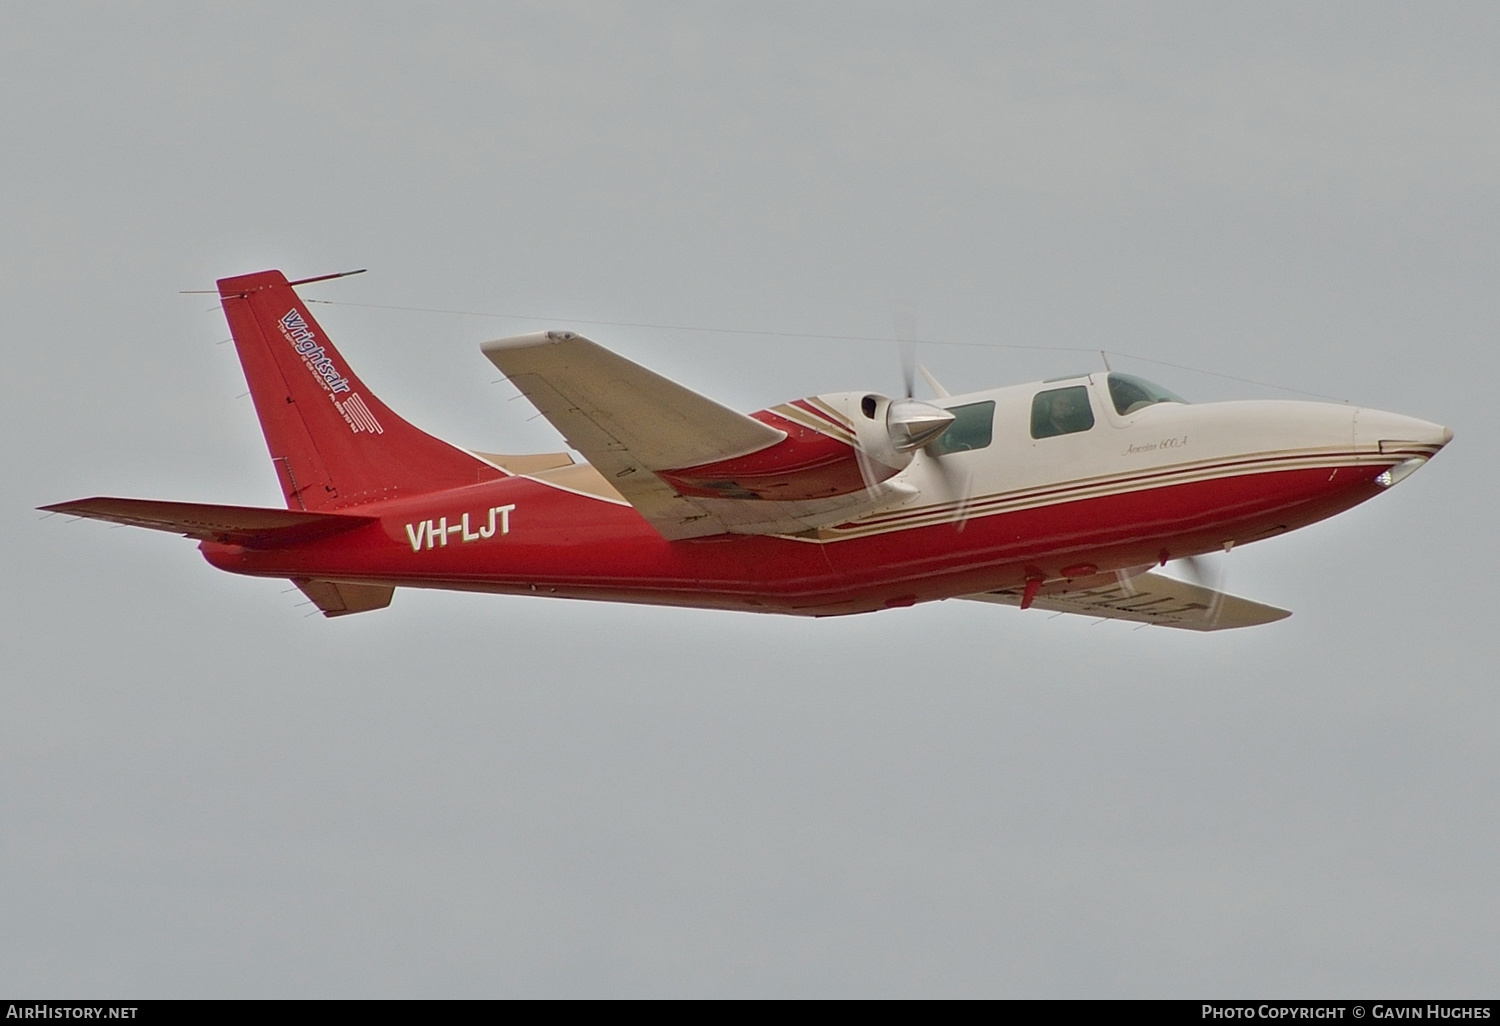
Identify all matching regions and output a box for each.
[1354,408,1452,489]
[1354,408,1453,452]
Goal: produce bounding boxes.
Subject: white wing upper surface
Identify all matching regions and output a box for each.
[962,570,1290,631]
[482,331,787,539]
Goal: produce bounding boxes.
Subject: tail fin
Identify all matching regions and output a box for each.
[217,269,496,510]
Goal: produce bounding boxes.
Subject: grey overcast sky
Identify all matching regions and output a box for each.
[3,2,1497,998]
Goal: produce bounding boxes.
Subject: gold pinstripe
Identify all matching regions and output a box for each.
[790,444,1440,542]
[769,401,857,445]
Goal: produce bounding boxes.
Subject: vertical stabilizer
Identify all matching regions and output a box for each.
[217,269,495,510]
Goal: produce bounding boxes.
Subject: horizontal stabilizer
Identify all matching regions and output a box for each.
[294,578,394,617]
[962,570,1290,631]
[40,497,376,548]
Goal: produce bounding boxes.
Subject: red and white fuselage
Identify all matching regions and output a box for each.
[46,269,1451,628]
[198,381,1448,616]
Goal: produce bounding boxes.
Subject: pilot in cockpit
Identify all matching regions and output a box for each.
[1048,390,1090,435]
[1030,386,1096,439]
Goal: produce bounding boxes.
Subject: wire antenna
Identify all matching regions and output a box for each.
[297,297,1348,402]
[180,268,367,294]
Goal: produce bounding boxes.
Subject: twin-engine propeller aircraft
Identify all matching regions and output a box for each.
[44,269,1452,630]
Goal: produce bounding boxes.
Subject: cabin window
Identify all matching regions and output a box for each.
[1106,373,1187,416]
[929,400,995,455]
[1030,386,1095,439]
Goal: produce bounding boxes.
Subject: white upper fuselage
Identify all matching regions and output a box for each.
[816,373,1450,545]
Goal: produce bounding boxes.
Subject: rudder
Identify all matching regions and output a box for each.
[218,269,495,510]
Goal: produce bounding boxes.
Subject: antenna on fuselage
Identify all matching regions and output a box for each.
[1100,350,1113,372]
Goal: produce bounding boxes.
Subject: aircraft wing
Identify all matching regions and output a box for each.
[961,570,1290,631]
[482,331,787,539]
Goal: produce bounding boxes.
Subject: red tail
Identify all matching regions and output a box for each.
[218,269,496,510]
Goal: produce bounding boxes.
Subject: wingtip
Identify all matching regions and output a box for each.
[480,330,584,356]
[38,499,90,515]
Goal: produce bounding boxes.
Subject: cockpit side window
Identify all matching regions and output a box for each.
[1030,386,1095,439]
[928,400,995,455]
[1106,373,1188,416]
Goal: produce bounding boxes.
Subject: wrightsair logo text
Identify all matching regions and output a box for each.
[278,309,351,394]
[277,309,385,435]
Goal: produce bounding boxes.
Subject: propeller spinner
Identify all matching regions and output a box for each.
[887,398,956,451]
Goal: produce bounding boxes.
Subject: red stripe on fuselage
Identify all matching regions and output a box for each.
[200,457,1394,616]
[840,447,1375,532]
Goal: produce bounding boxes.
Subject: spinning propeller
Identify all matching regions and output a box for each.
[848,303,974,528]
[1175,548,1231,627]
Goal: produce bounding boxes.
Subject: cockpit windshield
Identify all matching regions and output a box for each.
[1106,373,1188,416]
